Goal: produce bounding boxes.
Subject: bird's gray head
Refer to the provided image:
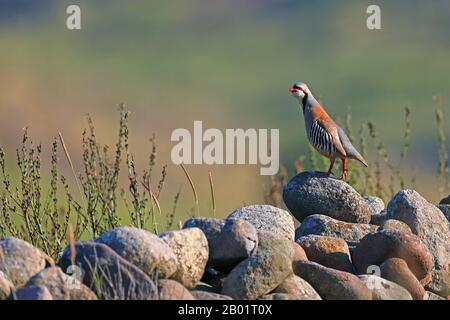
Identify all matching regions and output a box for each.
[289,82,314,112]
[289,82,312,101]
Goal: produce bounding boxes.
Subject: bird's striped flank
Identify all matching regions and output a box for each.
[309,120,337,157]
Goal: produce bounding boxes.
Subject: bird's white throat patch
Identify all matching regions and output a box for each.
[171,121,279,175]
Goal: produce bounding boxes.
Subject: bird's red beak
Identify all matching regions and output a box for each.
[289,87,296,93]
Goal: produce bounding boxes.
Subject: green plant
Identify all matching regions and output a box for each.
[208,171,216,217]
[434,96,450,197]
[0,131,70,257]
[0,106,174,257]
[263,164,288,208]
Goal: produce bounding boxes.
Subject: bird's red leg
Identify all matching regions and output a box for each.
[339,158,347,181]
[327,158,335,176]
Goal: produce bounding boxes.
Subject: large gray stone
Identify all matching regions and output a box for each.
[386,189,450,271]
[283,171,371,223]
[96,226,178,278]
[160,228,209,289]
[227,205,294,242]
[0,237,46,287]
[58,241,157,300]
[221,232,293,300]
[295,214,377,247]
[183,217,258,270]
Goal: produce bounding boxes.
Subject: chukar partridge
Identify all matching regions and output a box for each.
[289,82,368,180]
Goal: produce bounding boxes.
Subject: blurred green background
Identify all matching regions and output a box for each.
[0,0,449,218]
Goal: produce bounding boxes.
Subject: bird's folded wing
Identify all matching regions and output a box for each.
[317,118,347,157]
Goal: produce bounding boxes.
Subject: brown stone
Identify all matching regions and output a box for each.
[157,279,195,300]
[274,274,321,300]
[353,229,433,285]
[293,260,372,300]
[378,219,412,234]
[380,258,425,300]
[292,242,308,262]
[297,235,354,273]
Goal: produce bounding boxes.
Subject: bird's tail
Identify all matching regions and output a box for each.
[352,152,368,167]
[337,127,368,167]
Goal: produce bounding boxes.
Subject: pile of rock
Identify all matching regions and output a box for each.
[0,171,449,300]
[284,171,450,300]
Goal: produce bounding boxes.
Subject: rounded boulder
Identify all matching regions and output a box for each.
[227,205,294,242]
[353,229,433,285]
[160,228,209,289]
[96,226,178,278]
[283,171,371,223]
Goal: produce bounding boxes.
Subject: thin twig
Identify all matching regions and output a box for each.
[180,163,199,216]
[208,171,216,217]
[68,223,76,266]
[59,132,86,208]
